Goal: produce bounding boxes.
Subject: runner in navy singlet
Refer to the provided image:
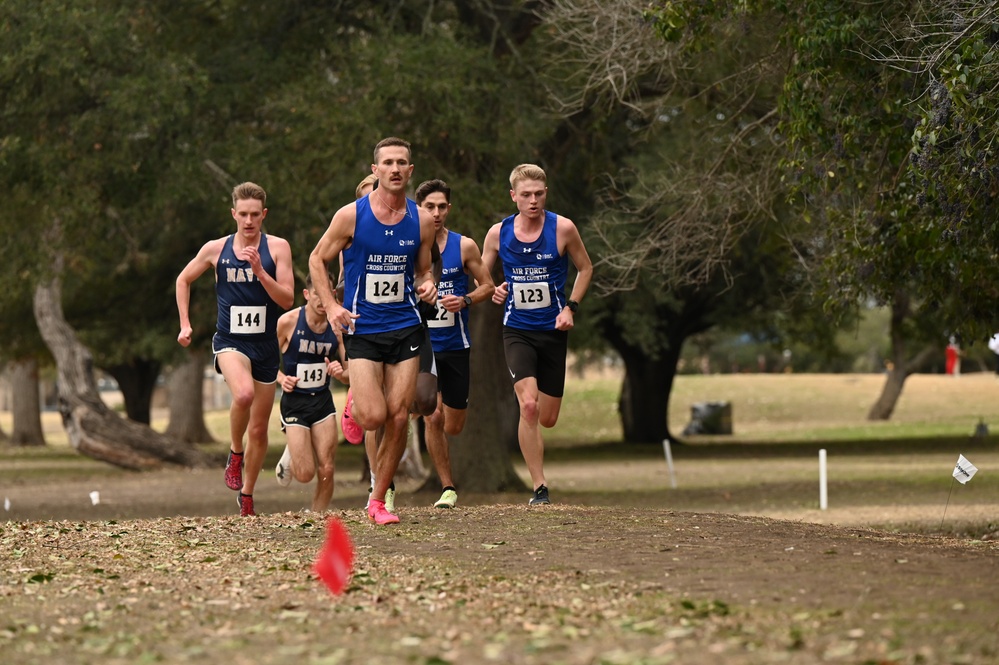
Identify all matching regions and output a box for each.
[176,182,294,517]
[273,273,349,512]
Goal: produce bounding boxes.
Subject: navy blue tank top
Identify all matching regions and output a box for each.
[428,230,471,351]
[215,234,281,340]
[341,194,422,335]
[498,211,568,330]
[282,307,339,394]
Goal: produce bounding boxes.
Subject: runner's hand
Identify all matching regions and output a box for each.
[417,280,437,305]
[492,281,508,304]
[327,302,359,333]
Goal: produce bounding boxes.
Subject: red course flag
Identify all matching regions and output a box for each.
[313,516,355,595]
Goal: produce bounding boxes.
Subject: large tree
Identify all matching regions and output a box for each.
[1,0,212,464]
[638,0,985,420]
[535,0,812,440]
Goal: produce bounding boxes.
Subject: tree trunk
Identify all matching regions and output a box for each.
[165,348,216,443]
[866,292,938,421]
[105,358,161,424]
[617,344,676,443]
[434,301,525,493]
[8,358,46,446]
[33,278,212,469]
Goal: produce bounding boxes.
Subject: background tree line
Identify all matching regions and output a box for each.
[2,1,998,480]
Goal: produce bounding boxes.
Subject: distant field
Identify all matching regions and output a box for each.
[5,371,999,447]
[554,370,999,444]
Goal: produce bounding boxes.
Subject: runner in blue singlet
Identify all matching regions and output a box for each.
[307,137,438,526]
[481,164,593,507]
[414,179,495,509]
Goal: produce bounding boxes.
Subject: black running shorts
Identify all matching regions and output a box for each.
[435,348,471,409]
[279,389,336,430]
[501,327,569,398]
[343,324,423,365]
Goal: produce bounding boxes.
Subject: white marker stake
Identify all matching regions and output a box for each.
[662,438,677,489]
[819,448,828,510]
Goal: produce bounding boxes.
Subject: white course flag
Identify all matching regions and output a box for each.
[952,454,979,485]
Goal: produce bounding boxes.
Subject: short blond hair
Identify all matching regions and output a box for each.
[355,174,377,199]
[509,164,547,190]
[232,182,266,207]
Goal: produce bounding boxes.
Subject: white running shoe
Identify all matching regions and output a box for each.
[275,446,293,487]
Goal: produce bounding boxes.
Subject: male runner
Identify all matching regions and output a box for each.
[176,182,294,516]
[481,164,593,506]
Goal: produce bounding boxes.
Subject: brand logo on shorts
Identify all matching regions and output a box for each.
[509,368,516,380]
[287,417,298,423]
[410,345,420,352]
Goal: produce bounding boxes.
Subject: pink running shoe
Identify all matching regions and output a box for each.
[367,499,399,525]
[224,449,243,491]
[340,389,363,445]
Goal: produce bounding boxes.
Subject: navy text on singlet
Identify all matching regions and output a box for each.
[215,234,281,340]
[282,307,339,394]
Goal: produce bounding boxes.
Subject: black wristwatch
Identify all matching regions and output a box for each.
[566,299,579,313]
[462,295,473,308]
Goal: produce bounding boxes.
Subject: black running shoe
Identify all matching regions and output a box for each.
[528,484,550,506]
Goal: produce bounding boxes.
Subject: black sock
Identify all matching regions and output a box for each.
[442,486,456,492]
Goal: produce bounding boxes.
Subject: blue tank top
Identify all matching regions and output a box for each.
[282,307,339,394]
[498,211,568,330]
[215,234,281,340]
[342,195,422,335]
[428,230,471,352]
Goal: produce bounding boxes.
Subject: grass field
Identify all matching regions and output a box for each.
[2,372,996,535]
[3,373,998,665]
[6,370,998,447]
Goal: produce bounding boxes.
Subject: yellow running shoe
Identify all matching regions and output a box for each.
[434,488,458,509]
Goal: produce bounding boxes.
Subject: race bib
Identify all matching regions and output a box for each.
[365,272,405,303]
[511,282,551,310]
[229,305,266,334]
[296,362,327,390]
[426,302,455,328]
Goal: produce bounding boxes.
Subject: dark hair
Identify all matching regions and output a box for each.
[415,179,451,205]
[305,271,333,291]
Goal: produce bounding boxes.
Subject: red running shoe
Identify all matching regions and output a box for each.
[340,389,363,445]
[224,449,243,491]
[237,493,255,517]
